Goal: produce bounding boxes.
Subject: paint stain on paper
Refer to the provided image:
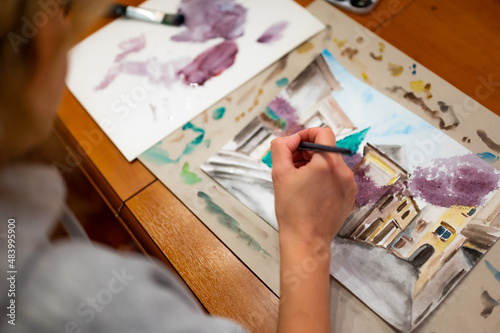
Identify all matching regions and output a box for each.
[410,63,417,75]
[142,122,209,165]
[115,34,146,62]
[410,80,425,93]
[172,0,247,42]
[178,40,238,86]
[480,290,500,318]
[341,47,358,60]
[388,63,404,77]
[334,38,347,48]
[408,154,500,207]
[462,136,471,144]
[275,77,289,87]
[410,80,433,99]
[212,106,226,120]
[387,86,460,130]
[297,41,314,54]
[379,42,385,53]
[485,260,500,281]
[150,104,157,121]
[247,88,264,113]
[369,52,383,61]
[356,36,364,44]
[96,57,189,91]
[141,144,180,164]
[181,162,202,184]
[361,72,372,85]
[257,21,288,43]
[477,130,500,153]
[181,122,208,154]
[264,55,288,83]
[477,152,499,164]
[197,191,270,256]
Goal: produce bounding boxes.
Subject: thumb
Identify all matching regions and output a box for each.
[270,133,301,171]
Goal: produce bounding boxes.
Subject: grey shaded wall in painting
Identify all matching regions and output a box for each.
[202,50,500,331]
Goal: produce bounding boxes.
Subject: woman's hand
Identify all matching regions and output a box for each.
[271,127,357,333]
[271,127,357,247]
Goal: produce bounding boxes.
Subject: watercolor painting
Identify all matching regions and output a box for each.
[201,49,500,331]
[66,0,324,161]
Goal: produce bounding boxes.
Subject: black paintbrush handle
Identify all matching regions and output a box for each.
[298,142,353,155]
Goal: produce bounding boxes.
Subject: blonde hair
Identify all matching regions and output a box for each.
[0,0,109,160]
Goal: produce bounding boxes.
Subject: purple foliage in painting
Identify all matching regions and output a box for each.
[409,153,500,207]
[354,165,390,207]
[178,40,238,86]
[257,21,289,44]
[268,96,303,135]
[172,0,247,42]
[342,152,363,169]
[343,153,388,206]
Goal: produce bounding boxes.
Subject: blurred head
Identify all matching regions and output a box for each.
[0,0,108,163]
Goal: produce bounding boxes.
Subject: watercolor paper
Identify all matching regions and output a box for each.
[201,49,500,331]
[66,0,324,161]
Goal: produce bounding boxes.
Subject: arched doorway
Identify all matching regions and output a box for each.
[409,244,435,269]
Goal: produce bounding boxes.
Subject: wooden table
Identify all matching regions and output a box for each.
[55,0,500,331]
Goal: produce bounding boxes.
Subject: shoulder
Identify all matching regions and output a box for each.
[15,242,247,333]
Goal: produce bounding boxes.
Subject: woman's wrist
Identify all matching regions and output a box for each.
[279,233,332,266]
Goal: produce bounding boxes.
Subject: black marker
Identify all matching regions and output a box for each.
[109,4,185,27]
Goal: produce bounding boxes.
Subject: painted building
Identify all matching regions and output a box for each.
[349,189,420,248]
[339,143,414,239]
[390,190,500,296]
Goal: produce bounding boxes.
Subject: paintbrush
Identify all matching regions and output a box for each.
[298,142,353,155]
[109,4,185,26]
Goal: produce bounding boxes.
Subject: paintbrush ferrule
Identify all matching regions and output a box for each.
[109,4,185,26]
[125,6,165,24]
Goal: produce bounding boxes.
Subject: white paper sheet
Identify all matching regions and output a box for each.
[66,0,324,161]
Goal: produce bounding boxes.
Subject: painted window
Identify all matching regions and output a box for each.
[435,222,456,242]
[358,218,383,241]
[415,219,428,233]
[401,210,410,220]
[379,195,394,212]
[396,201,407,212]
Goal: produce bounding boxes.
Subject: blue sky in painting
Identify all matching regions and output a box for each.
[321,49,469,171]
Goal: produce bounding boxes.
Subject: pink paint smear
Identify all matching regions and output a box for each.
[257,21,289,44]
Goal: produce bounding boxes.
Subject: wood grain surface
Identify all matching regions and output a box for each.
[125,181,280,333]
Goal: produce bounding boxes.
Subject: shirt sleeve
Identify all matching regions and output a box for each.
[10,242,248,333]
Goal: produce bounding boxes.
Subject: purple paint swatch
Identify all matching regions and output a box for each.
[178,40,238,86]
[114,34,146,63]
[257,21,289,44]
[172,0,247,42]
[268,96,303,135]
[409,153,500,207]
[95,57,190,91]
